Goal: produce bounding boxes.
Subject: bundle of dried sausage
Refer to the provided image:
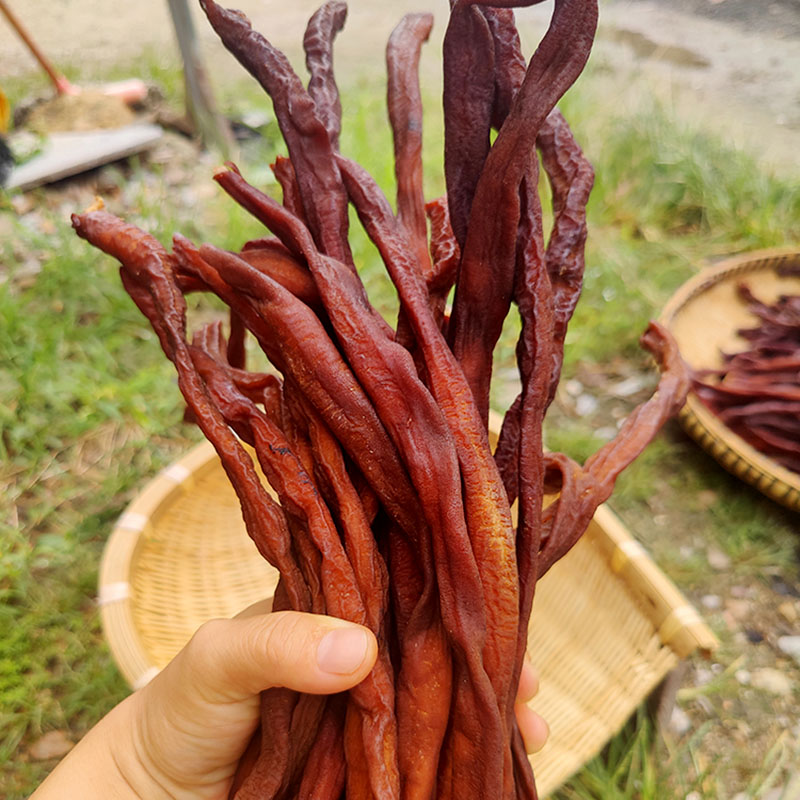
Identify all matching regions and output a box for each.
[694,282,800,474]
[73,1,689,797]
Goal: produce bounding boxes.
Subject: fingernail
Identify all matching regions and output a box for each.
[316,627,369,675]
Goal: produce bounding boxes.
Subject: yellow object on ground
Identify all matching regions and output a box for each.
[0,87,10,132]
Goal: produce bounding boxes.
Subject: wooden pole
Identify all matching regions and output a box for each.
[165,0,235,158]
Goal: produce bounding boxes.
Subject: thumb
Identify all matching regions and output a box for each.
[170,612,378,702]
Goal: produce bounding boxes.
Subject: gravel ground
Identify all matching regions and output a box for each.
[601,0,800,172]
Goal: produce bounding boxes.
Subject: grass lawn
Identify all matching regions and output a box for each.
[2,40,800,799]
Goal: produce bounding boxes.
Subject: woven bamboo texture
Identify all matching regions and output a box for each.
[99,441,716,797]
[660,249,800,512]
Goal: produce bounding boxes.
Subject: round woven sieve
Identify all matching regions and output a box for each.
[99,442,715,795]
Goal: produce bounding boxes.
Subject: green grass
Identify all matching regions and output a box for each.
[0,102,271,794]
[589,103,800,248]
[553,710,712,799]
[1,191,188,796]
[3,47,800,798]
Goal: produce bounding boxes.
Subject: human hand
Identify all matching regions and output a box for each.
[32,601,376,800]
[32,602,548,799]
[516,658,550,754]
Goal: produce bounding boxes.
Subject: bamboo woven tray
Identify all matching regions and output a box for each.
[661,249,800,512]
[99,441,716,797]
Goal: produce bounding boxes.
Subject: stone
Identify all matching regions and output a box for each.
[575,393,598,417]
[595,426,617,441]
[609,375,646,397]
[777,635,800,664]
[722,611,740,633]
[694,667,713,686]
[29,730,74,761]
[771,578,800,598]
[707,546,731,571]
[750,667,794,696]
[779,601,799,624]
[726,599,750,620]
[701,594,722,610]
[669,706,692,736]
[10,193,35,215]
[735,669,751,685]
[695,489,718,510]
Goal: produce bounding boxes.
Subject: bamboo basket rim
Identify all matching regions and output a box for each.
[659,248,800,512]
[98,440,717,795]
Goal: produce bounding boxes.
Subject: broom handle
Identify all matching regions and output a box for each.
[0,0,73,93]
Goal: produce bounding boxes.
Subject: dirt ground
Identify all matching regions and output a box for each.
[2,0,799,172]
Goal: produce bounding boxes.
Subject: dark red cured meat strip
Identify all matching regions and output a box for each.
[199,0,353,266]
[303,1,347,148]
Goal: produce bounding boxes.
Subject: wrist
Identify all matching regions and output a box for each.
[112,693,176,799]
